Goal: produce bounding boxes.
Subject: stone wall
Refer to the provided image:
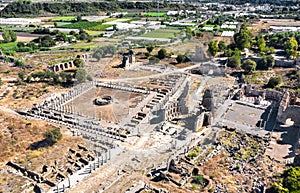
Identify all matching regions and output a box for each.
[50,53,89,73]
[277,91,300,126]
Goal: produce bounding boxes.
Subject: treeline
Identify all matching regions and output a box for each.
[2,29,91,55]
[18,68,91,86]
[196,0,300,6]
[0,1,193,17]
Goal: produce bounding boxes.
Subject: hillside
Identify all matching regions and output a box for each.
[0,1,193,17]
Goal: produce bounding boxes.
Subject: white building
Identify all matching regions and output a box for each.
[106,23,142,31]
[270,26,300,32]
[0,18,41,26]
[221,31,235,37]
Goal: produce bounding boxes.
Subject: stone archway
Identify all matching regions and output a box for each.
[278,105,300,127]
[60,63,64,71]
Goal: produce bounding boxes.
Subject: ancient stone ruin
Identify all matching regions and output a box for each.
[94,96,113,106]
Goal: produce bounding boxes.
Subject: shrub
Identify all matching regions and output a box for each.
[44,128,62,144]
[267,76,282,88]
[87,74,93,81]
[227,55,241,68]
[188,151,198,158]
[193,175,205,185]
[157,48,167,59]
[14,59,25,67]
[241,59,256,74]
[176,54,185,64]
[149,56,160,64]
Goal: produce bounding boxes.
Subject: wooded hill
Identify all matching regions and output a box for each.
[0,1,196,17]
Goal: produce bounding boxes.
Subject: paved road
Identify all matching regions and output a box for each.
[1,77,17,82]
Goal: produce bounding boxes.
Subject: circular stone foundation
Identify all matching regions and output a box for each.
[94,95,113,106]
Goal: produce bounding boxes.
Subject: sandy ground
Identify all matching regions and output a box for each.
[0,32,44,42]
[64,87,143,122]
[259,19,300,26]
[266,125,300,163]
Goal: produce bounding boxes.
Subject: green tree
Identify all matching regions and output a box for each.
[146,46,154,53]
[218,40,227,52]
[270,182,289,193]
[103,45,116,56]
[257,55,275,70]
[227,55,241,68]
[242,59,256,74]
[76,15,82,22]
[18,71,26,81]
[267,76,282,88]
[234,24,253,50]
[225,48,233,57]
[59,71,72,84]
[233,48,241,57]
[285,37,299,59]
[149,56,160,64]
[271,166,300,193]
[9,30,17,42]
[176,54,185,64]
[112,24,117,31]
[56,32,67,42]
[37,35,56,47]
[193,174,205,187]
[157,48,167,59]
[266,55,275,68]
[44,128,62,144]
[75,68,87,83]
[283,166,300,192]
[26,75,32,83]
[208,40,219,57]
[92,45,116,61]
[78,29,89,40]
[15,59,25,67]
[92,48,103,61]
[73,58,84,68]
[2,30,11,43]
[87,74,93,81]
[257,35,266,53]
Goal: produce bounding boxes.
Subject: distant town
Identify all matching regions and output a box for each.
[0,0,299,193]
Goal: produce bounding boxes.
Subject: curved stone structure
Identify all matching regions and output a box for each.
[94,96,113,106]
[165,101,181,121]
[278,105,300,126]
[277,92,300,126]
[50,53,89,73]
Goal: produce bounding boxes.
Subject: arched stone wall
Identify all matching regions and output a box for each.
[165,102,181,121]
[278,105,300,126]
[51,54,89,73]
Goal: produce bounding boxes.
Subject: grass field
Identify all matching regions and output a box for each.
[86,30,104,36]
[50,16,76,22]
[60,21,111,31]
[0,42,17,50]
[140,29,181,39]
[56,22,72,27]
[53,42,96,50]
[0,27,35,32]
[111,18,131,22]
[204,25,215,27]
[102,18,117,22]
[142,12,167,17]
